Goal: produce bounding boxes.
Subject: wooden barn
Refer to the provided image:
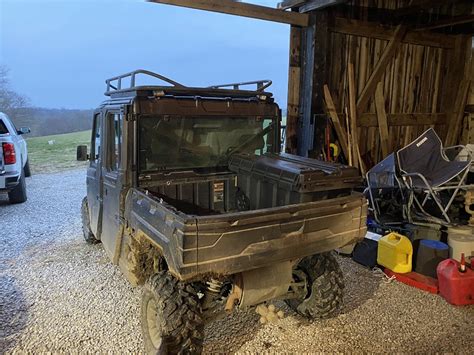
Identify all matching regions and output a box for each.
[150,0,473,172]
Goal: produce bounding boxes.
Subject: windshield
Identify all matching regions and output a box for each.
[139,116,277,172]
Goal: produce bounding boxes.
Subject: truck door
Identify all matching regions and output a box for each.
[86,112,103,237]
[100,110,124,260]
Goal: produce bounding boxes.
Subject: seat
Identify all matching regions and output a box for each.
[366,153,407,226]
[396,128,472,224]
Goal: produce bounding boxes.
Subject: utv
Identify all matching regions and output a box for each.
[78,70,367,354]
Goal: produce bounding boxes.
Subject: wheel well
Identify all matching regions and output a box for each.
[120,228,168,286]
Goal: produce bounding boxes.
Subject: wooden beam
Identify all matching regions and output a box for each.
[374,82,390,157]
[330,18,454,49]
[356,25,407,115]
[323,85,349,159]
[357,113,448,127]
[286,26,302,154]
[414,15,474,32]
[298,0,347,13]
[148,0,309,27]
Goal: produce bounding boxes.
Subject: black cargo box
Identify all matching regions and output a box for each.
[228,153,362,210]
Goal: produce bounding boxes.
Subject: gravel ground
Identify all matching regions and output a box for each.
[1,169,473,353]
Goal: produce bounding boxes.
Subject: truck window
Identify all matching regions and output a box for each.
[107,113,122,171]
[91,114,101,164]
[138,116,277,172]
[0,120,8,134]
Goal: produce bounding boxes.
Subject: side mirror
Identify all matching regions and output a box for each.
[77,145,88,161]
[17,127,31,135]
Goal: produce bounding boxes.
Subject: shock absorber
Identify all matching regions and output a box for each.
[206,278,223,293]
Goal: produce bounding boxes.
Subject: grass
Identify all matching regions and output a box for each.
[27,130,91,174]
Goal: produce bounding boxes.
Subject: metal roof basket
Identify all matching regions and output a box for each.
[105,69,186,95]
[104,70,273,99]
[208,80,272,92]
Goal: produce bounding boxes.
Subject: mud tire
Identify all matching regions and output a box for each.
[81,197,99,244]
[141,271,204,355]
[8,169,27,204]
[286,252,344,320]
[24,159,31,177]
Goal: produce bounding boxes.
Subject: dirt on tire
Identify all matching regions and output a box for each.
[286,252,344,319]
[141,271,204,354]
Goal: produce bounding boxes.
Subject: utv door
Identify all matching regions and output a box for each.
[100,110,124,260]
[86,112,103,237]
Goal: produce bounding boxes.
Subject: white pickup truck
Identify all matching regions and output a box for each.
[0,112,30,203]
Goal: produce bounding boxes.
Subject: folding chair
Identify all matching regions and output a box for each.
[366,153,407,226]
[396,128,472,224]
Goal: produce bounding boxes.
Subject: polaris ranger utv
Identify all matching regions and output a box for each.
[77,70,367,354]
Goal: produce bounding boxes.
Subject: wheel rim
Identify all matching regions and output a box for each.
[146,298,163,351]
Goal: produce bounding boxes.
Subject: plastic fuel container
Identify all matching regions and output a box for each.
[377,232,413,273]
[437,258,474,306]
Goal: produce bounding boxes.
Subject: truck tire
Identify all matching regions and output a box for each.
[8,169,27,204]
[286,252,344,320]
[141,271,204,355]
[81,197,100,244]
[24,159,31,177]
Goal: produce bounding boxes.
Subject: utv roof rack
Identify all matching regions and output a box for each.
[208,80,272,92]
[105,69,186,94]
[104,70,273,100]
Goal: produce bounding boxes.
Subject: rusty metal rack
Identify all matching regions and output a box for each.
[105,70,273,100]
[105,69,185,94]
[208,79,272,92]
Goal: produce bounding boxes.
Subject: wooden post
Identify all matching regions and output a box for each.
[286,26,302,154]
[308,11,330,157]
[375,82,390,157]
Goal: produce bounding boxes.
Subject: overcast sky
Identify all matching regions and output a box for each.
[0,0,290,109]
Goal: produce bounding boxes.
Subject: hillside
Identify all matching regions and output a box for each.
[11,107,93,137]
[27,130,90,173]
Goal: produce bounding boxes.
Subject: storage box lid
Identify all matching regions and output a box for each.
[228,153,362,192]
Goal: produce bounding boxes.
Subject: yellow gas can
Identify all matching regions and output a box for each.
[377,232,413,273]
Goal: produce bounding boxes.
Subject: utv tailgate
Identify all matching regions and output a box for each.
[126,189,367,280]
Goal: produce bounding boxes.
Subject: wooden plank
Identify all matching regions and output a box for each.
[323,85,349,159]
[445,79,471,146]
[357,113,448,127]
[348,63,360,171]
[374,82,390,157]
[286,26,302,154]
[148,0,309,27]
[330,18,454,49]
[414,15,474,32]
[356,25,407,115]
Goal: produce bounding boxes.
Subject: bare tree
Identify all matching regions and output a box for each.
[0,65,30,118]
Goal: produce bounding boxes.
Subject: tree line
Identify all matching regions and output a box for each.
[0,65,92,137]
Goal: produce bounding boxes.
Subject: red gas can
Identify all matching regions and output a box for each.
[437,258,474,306]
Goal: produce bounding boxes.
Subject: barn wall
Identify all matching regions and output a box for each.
[299,0,473,168]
